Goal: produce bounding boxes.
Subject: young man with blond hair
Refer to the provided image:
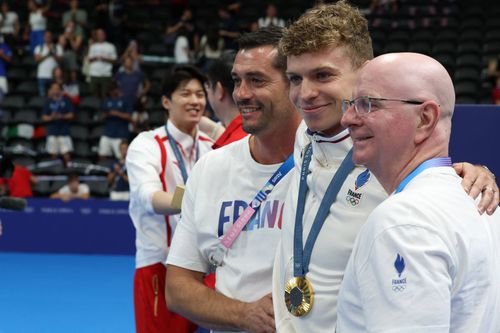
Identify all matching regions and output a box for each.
[273,2,499,332]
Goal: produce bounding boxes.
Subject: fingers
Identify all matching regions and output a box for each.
[244,294,276,333]
[478,186,500,215]
[456,162,476,195]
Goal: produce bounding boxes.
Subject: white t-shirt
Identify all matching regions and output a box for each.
[167,136,291,322]
[337,167,500,332]
[35,44,63,79]
[257,16,285,28]
[29,10,46,31]
[58,183,90,196]
[0,12,18,34]
[272,124,387,332]
[127,121,213,269]
[174,35,189,64]
[88,42,117,77]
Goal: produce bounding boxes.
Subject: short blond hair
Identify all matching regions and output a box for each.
[280,1,373,69]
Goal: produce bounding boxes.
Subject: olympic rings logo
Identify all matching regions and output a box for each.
[346,196,359,206]
[392,285,406,292]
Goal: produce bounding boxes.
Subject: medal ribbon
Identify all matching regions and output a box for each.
[293,143,355,277]
[165,124,199,184]
[209,153,294,266]
[395,157,452,193]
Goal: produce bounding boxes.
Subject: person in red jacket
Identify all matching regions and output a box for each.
[0,164,37,197]
[204,52,248,149]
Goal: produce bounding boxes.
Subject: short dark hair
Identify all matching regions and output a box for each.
[237,26,286,75]
[206,51,235,94]
[67,173,80,182]
[161,65,207,99]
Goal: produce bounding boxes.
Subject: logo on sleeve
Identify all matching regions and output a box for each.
[345,169,371,206]
[392,253,407,292]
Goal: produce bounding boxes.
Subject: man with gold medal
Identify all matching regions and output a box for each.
[273,2,500,332]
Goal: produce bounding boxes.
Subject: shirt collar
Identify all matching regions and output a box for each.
[305,128,352,167]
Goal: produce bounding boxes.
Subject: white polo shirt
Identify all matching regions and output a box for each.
[337,167,500,332]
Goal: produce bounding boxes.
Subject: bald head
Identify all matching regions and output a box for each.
[342,53,456,192]
[360,52,455,119]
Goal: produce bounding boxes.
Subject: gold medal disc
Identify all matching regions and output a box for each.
[284,277,314,317]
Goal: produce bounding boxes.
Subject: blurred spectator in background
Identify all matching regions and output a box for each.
[174,26,190,64]
[204,52,247,149]
[0,2,20,54]
[108,139,129,200]
[165,7,198,55]
[62,0,87,38]
[88,28,117,100]
[63,70,81,106]
[98,81,132,160]
[0,163,38,198]
[34,30,63,97]
[53,67,80,106]
[257,3,285,28]
[198,25,224,72]
[25,0,49,54]
[95,0,127,48]
[130,95,150,139]
[42,82,74,166]
[369,0,399,15]
[492,76,500,105]
[59,20,83,73]
[0,34,12,95]
[50,173,90,201]
[115,55,150,108]
[217,6,239,51]
[119,39,143,71]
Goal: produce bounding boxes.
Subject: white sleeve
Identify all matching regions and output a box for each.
[56,45,63,56]
[87,44,96,57]
[126,132,164,214]
[109,44,117,60]
[353,210,453,332]
[58,185,70,195]
[167,158,210,273]
[80,184,90,194]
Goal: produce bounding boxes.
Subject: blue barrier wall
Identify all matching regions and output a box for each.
[450,105,500,178]
[0,105,499,255]
[0,199,135,255]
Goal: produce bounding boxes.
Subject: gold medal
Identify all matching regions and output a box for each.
[284,277,314,317]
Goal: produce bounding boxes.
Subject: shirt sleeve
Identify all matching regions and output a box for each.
[80,184,90,195]
[167,157,210,273]
[126,132,163,214]
[352,208,454,332]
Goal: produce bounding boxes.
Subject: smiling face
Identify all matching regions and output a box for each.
[287,46,358,137]
[162,79,206,135]
[231,45,293,135]
[340,57,421,173]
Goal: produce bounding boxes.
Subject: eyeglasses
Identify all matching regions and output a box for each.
[341,96,426,115]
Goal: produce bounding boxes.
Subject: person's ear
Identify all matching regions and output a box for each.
[215,81,225,101]
[161,95,171,110]
[415,101,440,144]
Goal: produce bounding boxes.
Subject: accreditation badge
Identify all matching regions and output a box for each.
[284,276,314,317]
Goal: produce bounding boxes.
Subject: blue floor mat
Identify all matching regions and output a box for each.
[0,252,135,333]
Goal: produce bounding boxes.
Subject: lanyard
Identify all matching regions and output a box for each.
[293,143,355,277]
[165,125,198,184]
[209,153,295,266]
[395,157,452,194]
